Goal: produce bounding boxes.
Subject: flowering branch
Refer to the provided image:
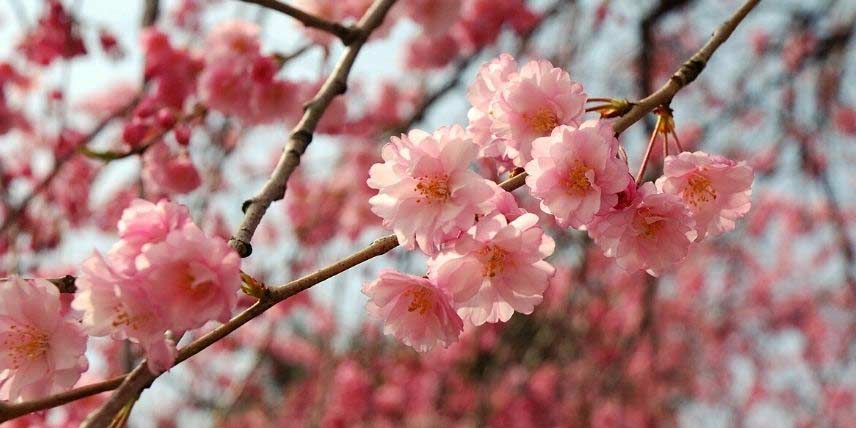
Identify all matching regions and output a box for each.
[238,0,358,44]
[78,104,207,161]
[229,0,398,258]
[0,95,140,238]
[1,0,760,423]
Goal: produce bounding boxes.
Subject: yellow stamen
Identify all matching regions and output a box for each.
[3,324,50,369]
[479,245,507,278]
[683,174,717,207]
[565,162,592,195]
[414,174,451,204]
[523,107,560,135]
[405,287,433,315]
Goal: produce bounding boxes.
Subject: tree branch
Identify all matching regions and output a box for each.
[237,0,358,44]
[612,0,760,135]
[228,0,398,258]
[0,95,140,238]
[1,0,760,423]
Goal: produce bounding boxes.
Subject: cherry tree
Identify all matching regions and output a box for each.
[0,0,854,426]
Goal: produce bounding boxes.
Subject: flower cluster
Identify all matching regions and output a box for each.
[17,0,86,66]
[365,54,753,351]
[401,0,539,69]
[199,21,301,125]
[72,199,241,373]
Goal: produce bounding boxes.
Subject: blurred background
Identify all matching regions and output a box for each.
[0,0,855,426]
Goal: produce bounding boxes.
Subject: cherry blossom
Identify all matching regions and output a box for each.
[141,143,202,196]
[525,122,631,228]
[17,0,86,66]
[134,223,241,333]
[367,125,494,255]
[493,59,587,166]
[467,53,518,161]
[0,276,88,401]
[656,151,753,240]
[429,212,556,325]
[588,183,697,276]
[72,254,177,373]
[362,270,463,352]
[73,199,240,373]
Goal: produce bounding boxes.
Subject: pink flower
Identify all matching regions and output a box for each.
[134,224,241,333]
[493,59,587,166]
[429,212,555,325]
[1,276,88,401]
[401,0,461,36]
[656,151,753,240]
[110,198,191,272]
[367,125,494,255]
[362,270,463,352]
[198,21,299,125]
[73,199,241,373]
[588,183,697,276]
[524,123,631,228]
[834,105,856,135]
[467,53,518,160]
[17,1,86,66]
[72,254,177,373]
[141,143,202,196]
[202,20,260,63]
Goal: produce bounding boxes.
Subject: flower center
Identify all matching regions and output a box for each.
[682,174,717,207]
[111,302,150,332]
[635,207,664,237]
[404,287,433,315]
[565,161,592,195]
[523,107,560,135]
[479,245,507,278]
[414,174,451,204]
[3,324,50,369]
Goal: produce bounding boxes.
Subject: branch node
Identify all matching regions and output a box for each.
[228,238,253,258]
[290,130,313,148]
[342,26,365,45]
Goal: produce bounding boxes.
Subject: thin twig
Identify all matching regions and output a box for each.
[612,0,760,135]
[237,0,358,44]
[0,95,140,238]
[78,104,207,161]
[228,0,398,258]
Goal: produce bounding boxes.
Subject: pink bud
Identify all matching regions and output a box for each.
[174,124,191,145]
[156,108,177,128]
[122,120,147,145]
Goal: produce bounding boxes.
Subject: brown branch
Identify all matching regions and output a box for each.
[237,0,358,44]
[229,0,398,258]
[47,275,77,293]
[78,104,208,161]
[1,0,760,423]
[141,0,159,26]
[0,95,140,238]
[613,0,760,135]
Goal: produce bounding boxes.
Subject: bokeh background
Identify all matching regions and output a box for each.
[1,0,855,426]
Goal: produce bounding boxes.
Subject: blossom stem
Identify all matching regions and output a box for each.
[635,120,661,185]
